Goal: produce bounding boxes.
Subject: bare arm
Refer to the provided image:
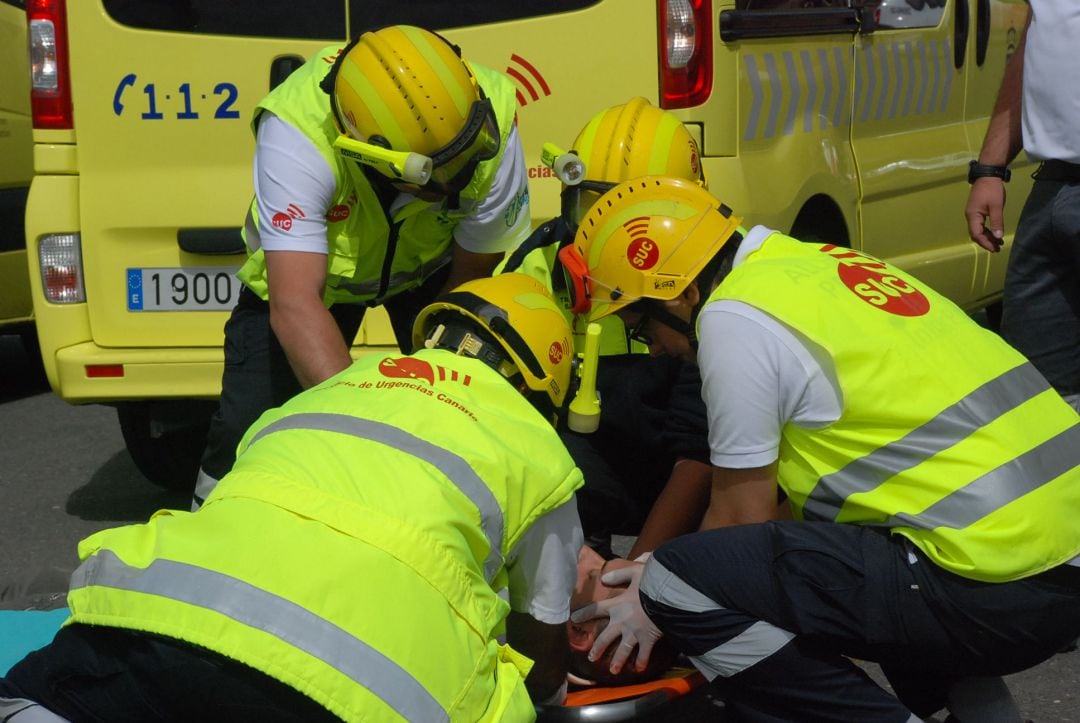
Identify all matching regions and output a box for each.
[264,250,353,389]
[438,243,504,297]
[627,458,712,559]
[506,611,569,704]
[699,460,782,530]
[965,15,1028,252]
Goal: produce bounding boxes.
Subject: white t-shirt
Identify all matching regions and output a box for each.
[1022,1,1080,163]
[697,227,843,469]
[250,112,532,255]
[506,497,583,625]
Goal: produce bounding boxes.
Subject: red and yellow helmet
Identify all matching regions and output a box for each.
[559,176,742,322]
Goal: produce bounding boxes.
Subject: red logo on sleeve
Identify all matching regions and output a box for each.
[271,203,306,233]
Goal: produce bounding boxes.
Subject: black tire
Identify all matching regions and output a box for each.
[116,401,215,492]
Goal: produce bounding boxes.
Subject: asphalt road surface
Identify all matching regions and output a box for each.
[1,333,1077,721]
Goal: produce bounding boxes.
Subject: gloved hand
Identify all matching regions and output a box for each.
[569,560,663,674]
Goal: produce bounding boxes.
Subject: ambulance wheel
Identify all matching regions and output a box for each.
[116,401,214,492]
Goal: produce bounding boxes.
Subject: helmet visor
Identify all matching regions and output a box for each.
[426,98,500,194]
[563,179,619,228]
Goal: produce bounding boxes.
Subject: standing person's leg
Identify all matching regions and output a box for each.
[195,288,364,507]
[1001,172,1080,406]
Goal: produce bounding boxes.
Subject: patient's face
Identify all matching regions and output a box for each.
[567,546,674,685]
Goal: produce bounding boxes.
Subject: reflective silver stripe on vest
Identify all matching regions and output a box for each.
[335,250,452,298]
[69,550,448,723]
[802,363,1052,523]
[882,423,1080,531]
[247,412,505,582]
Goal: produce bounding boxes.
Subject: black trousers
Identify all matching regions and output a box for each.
[0,625,340,722]
[641,521,1080,722]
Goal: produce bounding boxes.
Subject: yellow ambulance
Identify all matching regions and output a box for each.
[23,0,1030,487]
[0,0,33,349]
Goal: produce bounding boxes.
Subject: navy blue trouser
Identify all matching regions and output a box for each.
[640,521,1080,722]
[0,625,340,722]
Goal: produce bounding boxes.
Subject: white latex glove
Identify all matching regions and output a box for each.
[569,561,663,674]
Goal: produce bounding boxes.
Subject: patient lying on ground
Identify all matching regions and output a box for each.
[567,545,675,686]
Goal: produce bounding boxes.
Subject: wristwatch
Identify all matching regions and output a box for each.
[968,160,1011,184]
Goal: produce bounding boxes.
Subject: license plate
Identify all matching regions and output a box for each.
[127,267,242,311]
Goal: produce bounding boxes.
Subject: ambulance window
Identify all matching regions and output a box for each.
[1,0,26,8]
[102,0,347,39]
[347,0,603,31]
[103,0,602,38]
[873,0,946,29]
[737,0,850,8]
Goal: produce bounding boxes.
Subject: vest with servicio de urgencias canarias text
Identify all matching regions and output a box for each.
[66,349,582,721]
[703,232,1080,583]
[237,45,518,307]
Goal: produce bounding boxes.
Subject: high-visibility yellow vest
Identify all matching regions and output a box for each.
[67,349,582,722]
[704,232,1080,582]
[238,45,520,307]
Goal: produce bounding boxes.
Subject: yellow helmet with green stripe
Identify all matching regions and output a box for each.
[566,97,706,224]
[328,26,499,194]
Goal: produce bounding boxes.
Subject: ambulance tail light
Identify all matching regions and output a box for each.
[659,0,712,109]
[39,233,85,304]
[28,0,73,130]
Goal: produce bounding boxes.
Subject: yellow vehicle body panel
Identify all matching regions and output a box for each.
[0,0,33,332]
[26,0,1029,411]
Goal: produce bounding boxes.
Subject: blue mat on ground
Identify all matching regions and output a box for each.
[0,608,69,675]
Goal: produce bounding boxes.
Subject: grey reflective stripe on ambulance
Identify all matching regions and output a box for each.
[246,412,505,582]
[743,40,956,141]
[802,363,1054,523]
[335,250,452,298]
[855,38,952,122]
[745,47,848,141]
[640,558,794,680]
[69,550,448,723]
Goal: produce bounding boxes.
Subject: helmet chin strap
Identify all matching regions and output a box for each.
[424,321,518,378]
[639,299,697,350]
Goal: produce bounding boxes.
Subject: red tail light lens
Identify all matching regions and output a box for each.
[659,0,713,109]
[28,0,73,130]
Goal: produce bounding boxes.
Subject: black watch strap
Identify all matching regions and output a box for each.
[968,160,1011,184]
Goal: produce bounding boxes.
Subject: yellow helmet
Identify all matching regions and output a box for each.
[412,273,575,409]
[326,26,500,194]
[567,97,706,224]
[558,176,742,322]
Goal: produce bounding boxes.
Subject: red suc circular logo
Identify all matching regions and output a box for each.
[627,237,659,270]
[548,340,565,365]
[327,204,350,222]
[836,264,930,316]
[271,212,293,231]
